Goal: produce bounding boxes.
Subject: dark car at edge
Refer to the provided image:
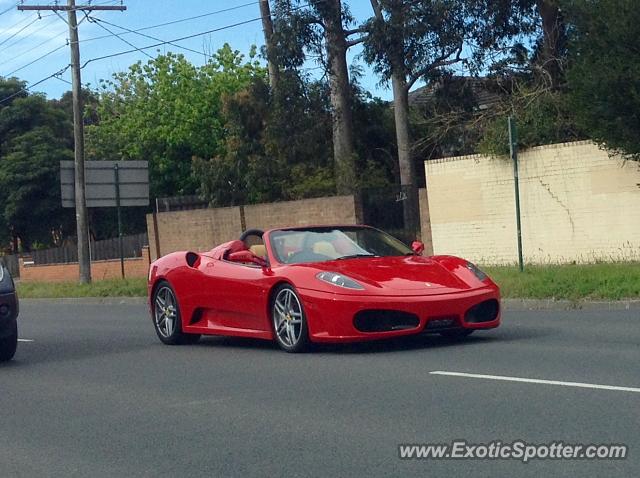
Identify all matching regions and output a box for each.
[0,264,18,362]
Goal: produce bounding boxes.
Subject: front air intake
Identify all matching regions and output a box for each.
[464,299,499,323]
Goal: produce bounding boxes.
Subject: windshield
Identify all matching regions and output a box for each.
[269,226,413,264]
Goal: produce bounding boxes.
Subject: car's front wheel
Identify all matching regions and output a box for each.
[271,284,310,353]
[152,281,200,345]
[0,321,17,362]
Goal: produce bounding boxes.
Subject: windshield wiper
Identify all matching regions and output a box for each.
[336,254,378,260]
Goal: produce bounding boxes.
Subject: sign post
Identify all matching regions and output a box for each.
[61,161,149,280]
[508,116,524,272]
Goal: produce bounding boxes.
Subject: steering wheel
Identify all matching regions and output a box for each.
[239,229,264,242]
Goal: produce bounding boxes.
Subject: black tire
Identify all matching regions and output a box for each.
[0,321,17,362]
[271,284,310,353]
[152,281,200,345]
[440,329,474,339]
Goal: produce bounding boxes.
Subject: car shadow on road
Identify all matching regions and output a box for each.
[195,324,553,355]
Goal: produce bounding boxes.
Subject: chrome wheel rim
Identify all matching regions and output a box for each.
[273,288,303,347]
[154,286,177,338]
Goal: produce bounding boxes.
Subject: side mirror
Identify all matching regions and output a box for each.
[411,240,425,255]
[228,250,267,267]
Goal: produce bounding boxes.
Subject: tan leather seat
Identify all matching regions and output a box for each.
[249,244,267,258]
[312,241,340,259]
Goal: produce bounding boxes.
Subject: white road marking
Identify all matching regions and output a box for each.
[430,371,640,394]
[18,339,34,343]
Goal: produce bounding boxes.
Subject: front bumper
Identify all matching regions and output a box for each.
[0,291,18,338]
[298,287,500,343]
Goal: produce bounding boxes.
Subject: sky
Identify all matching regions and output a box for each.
[0,0,393,101]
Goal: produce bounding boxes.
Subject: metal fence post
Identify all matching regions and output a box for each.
[509,116,524,272]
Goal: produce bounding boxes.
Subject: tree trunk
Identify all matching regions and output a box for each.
[324,0,357,194]
[536,0,563,88]
[258,0,279,92]
[370,0,415,187]
[392,76,414,187]
[370,0,419,235]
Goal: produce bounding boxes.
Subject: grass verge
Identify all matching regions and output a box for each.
[16,278,147,299]
[14,263,640,301]
[484,263,640,301]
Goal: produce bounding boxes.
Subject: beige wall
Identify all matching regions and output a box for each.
[425,141,640,265]
[147,195,358,260]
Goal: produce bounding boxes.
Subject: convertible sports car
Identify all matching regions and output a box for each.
[0,263,18,362]
[148,225,500,352]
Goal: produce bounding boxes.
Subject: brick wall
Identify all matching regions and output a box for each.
[19,247,151,282]
[425,141,640,264]
[147,195,359,260]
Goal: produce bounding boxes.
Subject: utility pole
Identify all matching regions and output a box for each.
[258,0,278,91]
[18,1,126,284]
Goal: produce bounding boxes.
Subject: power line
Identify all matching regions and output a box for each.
[0,14,59,53]
[87,15,153,59]
[2,27,67,64]
[0,64,70,104]
[3,1,258,70]
[0,15,40,48]
[1,1,320,104]
[5,42,67,76]
[0,2,18,17]
[89,16,207,58]
[79,1,257,45]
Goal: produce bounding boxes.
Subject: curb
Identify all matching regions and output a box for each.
[502,298,640,311]
[21,297,147,306]
[19,297,640,311]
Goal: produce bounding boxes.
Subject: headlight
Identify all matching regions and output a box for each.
[316,271,364,290]
[466,262,488,281]
[0,265,4,284]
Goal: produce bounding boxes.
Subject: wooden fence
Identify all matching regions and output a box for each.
[29,233,149,265]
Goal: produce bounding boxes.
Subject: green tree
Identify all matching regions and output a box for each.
[565,0,640,160]
[86,45,266,199]
[271,0,365,194]
[0,87,75,251]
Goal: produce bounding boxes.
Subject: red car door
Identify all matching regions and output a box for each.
[196,258,271,332]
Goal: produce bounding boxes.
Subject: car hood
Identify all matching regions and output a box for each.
[296,256,474,294]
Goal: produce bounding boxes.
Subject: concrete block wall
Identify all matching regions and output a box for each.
[20,247,151,282]
[425,141,640,264]
[147,195,359,260]
[147,206,242,260]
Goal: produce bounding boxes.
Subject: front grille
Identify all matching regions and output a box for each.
[353,310,420,333]
[465,299,500,323]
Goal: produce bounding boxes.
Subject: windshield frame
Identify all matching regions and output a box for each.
[265,225,414,266]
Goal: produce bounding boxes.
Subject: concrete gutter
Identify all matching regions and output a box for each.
[502,298,640,311]
[21,297,148,306]
[19,297,640,310]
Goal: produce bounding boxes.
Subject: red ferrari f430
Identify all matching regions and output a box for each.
[148,225,500,352]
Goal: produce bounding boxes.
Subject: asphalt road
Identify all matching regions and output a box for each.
[1,301,638,477]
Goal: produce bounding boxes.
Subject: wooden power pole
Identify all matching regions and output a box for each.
[258,0,279,91]
[18,1,126,284]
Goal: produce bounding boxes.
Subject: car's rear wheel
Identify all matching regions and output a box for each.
[440,329,474,339]
[0,321,17,362]
[271,284,310,353]
[152,281,200,345]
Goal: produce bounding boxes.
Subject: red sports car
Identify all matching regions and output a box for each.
[148,225,500,352]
